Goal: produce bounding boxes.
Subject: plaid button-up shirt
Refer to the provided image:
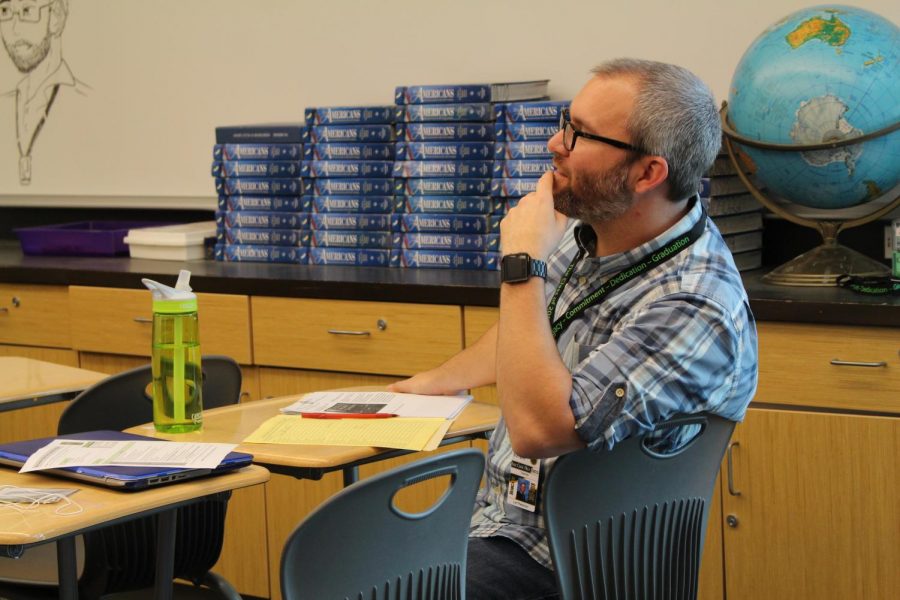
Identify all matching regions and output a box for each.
[469,198,759,569]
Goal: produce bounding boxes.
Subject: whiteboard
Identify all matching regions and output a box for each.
[0,0,896,208]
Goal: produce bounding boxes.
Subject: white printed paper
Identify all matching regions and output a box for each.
[20,440,238,473]
[280,391,472,419]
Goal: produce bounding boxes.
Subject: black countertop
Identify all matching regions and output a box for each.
[1,245,896,327]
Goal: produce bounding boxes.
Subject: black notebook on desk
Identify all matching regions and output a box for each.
[0,430,252,491]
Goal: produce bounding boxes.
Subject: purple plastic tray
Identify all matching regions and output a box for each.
[14,221,172,256]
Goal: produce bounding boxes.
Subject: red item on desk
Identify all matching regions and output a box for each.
[300,412,398,419]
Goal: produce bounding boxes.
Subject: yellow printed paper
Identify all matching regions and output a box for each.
[243,415,452,452]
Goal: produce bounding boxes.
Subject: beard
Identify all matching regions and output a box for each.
[4,33,52,73]
[553,155,636,224]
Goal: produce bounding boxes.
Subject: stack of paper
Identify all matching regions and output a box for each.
[280,391,471,419]
[243,391,472,452]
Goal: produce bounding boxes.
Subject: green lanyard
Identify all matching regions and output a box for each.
[547,208,707,340]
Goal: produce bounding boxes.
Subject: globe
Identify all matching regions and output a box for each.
[727,5,899,210]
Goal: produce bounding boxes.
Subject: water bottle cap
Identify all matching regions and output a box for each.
[142,271,198,313]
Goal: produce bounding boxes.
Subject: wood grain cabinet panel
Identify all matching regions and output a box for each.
[756,322,899,413]
[0,284,70,348]
[69,286,251,363]
[252,297,462,376]
[723,409,899,600]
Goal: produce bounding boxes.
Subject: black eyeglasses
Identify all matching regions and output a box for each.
[558,108,646,154]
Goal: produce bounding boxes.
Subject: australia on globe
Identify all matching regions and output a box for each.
[726,5,899,210]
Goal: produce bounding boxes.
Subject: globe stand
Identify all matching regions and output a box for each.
[720,103,900,287]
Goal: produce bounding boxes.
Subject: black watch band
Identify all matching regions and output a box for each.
[500,253,548,284]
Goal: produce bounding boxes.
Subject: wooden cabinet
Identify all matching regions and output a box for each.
[722,408,899,600]
[0,284,70,348]
[69,286,252,363]
[252,297,463,375]
[756,322,898,413]
[721,322,900,600]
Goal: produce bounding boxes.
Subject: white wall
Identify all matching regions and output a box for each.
[0,0,896,208]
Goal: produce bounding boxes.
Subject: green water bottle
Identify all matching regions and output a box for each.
[142,270,203,433]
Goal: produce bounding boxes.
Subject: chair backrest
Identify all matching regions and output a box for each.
[543,413,735,600]
[54,355,243,598]
[58,355,242,434]
[280,448,486,600]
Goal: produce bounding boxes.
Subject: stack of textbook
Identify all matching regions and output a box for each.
[304,106,398,267]
[390,81,549,270]
[212,123,311,263]
[490,100,568,207]
[700,149,765,272]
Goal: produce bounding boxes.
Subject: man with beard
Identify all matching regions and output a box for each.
[1,0,86,184]
[390,58,758,598]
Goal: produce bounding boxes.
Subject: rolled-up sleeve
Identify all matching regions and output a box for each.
[569,293,745,451]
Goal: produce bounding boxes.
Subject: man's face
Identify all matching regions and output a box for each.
[548,76,641,224]
[0,0,55,73]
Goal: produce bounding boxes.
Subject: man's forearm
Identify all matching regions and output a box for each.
[389,323,498,395]
[497,279,579,458]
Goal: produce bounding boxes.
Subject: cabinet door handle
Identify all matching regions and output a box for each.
[830,359,887,368]
[133,317,153,324]
[327,329,371,336]
[726,441,741,496]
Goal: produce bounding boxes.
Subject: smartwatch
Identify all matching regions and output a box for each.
[500,253,547,283]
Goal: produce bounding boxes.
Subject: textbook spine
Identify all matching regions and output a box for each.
[390,249,500,270]
[311,196,394,214]
[215,178,310,196]
[397,103,493,122]
[217,195,312,212]
[394,142,495,161]
[311,231,394,249]
[392,196,502,215]
[394,178,492,197]
[301,161,394,178]
[215,124,308,144]
[214,143,303,161]
[309,248,391,266]
[212,161,303,178]
[392,160,493,178]
[303,143,396,161]
[310,213,393,231]
[395,123,494,142]
[304,106,396,125]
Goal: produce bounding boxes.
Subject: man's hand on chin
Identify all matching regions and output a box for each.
[499,171,569,261]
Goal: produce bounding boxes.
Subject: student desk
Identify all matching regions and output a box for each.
[126,395,500,486]
[0,357,106,412]
[0,465,269,600]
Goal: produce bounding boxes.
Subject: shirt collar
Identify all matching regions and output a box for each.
[17,59,75,103]
[572,195,704,278]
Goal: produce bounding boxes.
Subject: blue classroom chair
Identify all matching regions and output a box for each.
[544,413,735,600]
[280,448,485,600]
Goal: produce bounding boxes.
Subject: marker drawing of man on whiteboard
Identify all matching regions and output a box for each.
[1,0,88,185]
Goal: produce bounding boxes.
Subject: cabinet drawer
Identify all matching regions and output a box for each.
[252,297,462,375]
[0,284,70,348]
[756,322,899,414]
[70,287,252,363]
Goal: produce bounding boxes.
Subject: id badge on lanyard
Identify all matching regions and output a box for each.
[507,453,541,512]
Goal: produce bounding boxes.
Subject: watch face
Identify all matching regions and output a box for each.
[501,255,530,282]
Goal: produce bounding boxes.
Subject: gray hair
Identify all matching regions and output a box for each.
[591,59,721,202]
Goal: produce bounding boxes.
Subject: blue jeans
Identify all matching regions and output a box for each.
[466,536,559,599]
